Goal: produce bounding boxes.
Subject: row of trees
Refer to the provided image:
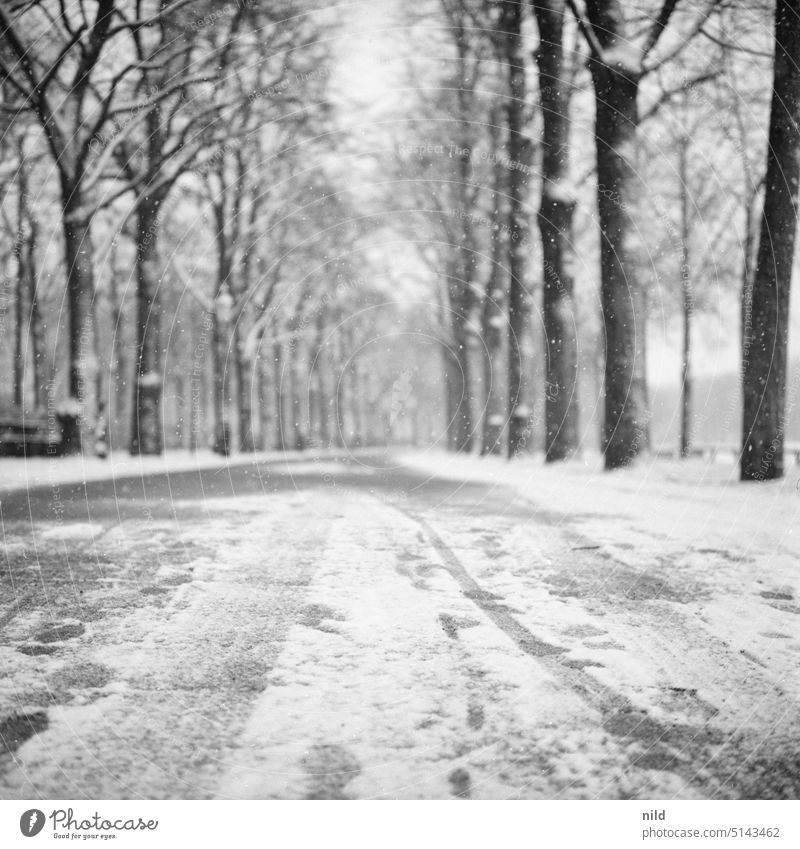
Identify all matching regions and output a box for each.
[0,0,416,455]
[391,0,798,478]
[1,0,799,480]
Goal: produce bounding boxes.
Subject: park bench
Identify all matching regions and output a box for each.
[0,411,62,457]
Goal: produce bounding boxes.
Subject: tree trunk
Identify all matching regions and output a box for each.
[446,17,477,455]
[273,339,285,450]
[680,280,692,458]
[741,201,756,364]
[678,135,693,458]
[28,250,43,411]
[14,193,25,409]
[258,352,271,450]
[334,333,347,448]
[481,116,508,456]
[534,0,580,462]
[235,328,256,452]
[481,264,507,455]
[309,358,321,446]
[741,0,800,481]
[188,308,210,453]
[212,200,233,455]
[172,374,184,448]
[129,195,164,455]
[443,328,472,452]
[61,204,97,454]
[107,264,125,453]
[331,355,346,449]
[211,311,230,454]
[234,161,261,454]
[502,0,532,458]
[14,131,40,410]
[586,2,648,469]
[21,179,44,413]
[289,339,304,450]
[454,321,474,452]
[309,317,327,448]
[352,361,363,447]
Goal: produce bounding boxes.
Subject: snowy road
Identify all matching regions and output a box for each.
[0,452,798,799]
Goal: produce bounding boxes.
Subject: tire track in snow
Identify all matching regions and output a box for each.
[216,492,600,799]
[392,501,725,797]
[397,509,565,659]
[216,488,701,799]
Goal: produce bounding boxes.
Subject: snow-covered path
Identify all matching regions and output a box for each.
[0,453,798,799]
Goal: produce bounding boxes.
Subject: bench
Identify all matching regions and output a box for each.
[0,413,63,457]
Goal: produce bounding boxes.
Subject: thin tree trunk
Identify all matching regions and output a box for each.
[741,201,757,361]
[212,200,233,455]
[308,317,326,447]
[130,195,164,455]
[443,338,470,452]
[308,358,320,446]
[335,340,346,448]
[188,318,199,452]
[172,374,184,448]
[481,116,508,456]
[454,317,474,452]
[331,354,346,450]
[61,202,97,454]
[234,155,261,454]
[273,339,285,450]
[211,311,230,454]
[318,363,330,447]
[289,339,303,450]
[188,308,209,453]
[235,330,256,452]
[741,0,800,480]
[12,152,44,411]
[502,0,532,458]
[352,361,363,447]
[678,135,693,458]
[14,182,26,409]
[481,266,507,454]
[28,249,43,411]
[258,351,271,450]
[586,1,648,470]
[534,0,580,462]
[447,16,477,455]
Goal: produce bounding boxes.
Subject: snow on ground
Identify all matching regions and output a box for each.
[218,490,697,799]
[391,449,800,797]
[0,447,798,798]
[0,449,291,495]
[397,449,800,586]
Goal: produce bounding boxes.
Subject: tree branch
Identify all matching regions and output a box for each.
[642,0,723,74]
[642,0,680,59]
[564,0,607,65]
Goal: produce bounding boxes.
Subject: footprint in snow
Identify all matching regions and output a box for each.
[33,622,85,643]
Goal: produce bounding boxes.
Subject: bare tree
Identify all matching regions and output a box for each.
[741,0,800,481]
[567,0,722,468]
[532,0,581,461]
[0,0,200,451]
[497,0,534,458]
[479,110,509,455]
